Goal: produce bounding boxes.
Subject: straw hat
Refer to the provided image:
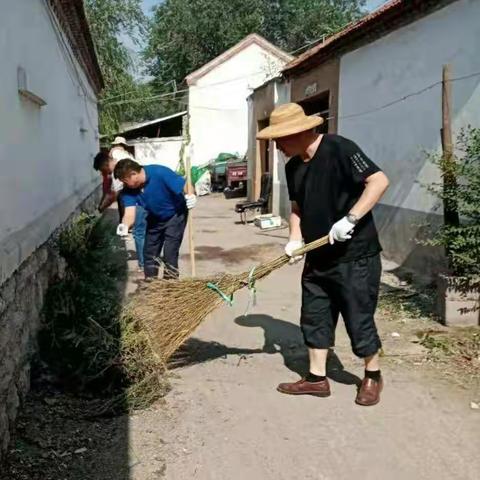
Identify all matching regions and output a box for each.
[111,136,129,147]
[256,103,324,140]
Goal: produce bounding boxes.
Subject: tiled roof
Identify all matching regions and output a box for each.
[283,0,457,76]
[49,0,104,93]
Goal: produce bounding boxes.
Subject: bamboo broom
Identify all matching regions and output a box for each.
[125,234,330,364]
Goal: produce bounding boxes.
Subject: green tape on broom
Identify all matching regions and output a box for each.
[207,282,234,306]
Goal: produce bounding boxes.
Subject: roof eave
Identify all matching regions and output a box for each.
[51,0,104,93]
[186,33,293,86]
[282,0,457,77]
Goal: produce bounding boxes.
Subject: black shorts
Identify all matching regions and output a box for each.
[301,254,382,358]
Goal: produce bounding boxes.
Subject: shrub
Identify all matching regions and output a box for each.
[424,126,480,282]
[40,213,168,411]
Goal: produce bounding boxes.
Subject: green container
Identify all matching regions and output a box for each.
[191,166,209,185]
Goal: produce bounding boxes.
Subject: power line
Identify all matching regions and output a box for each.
[330,71,480,122]
[287,0,395,57]
[99,78,177,103]
[103,1,391,107]
[99,2,397,108]
[101,68,271,106]
[100,70,480,123]
[289,36,327,55]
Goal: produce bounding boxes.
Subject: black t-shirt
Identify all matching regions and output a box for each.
[285,134,382,266]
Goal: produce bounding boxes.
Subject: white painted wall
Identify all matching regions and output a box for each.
[0,0,100,284]
[132,138,183,172]
[272,81,291,219]
[338,0,480,269]
[189,43,288,167]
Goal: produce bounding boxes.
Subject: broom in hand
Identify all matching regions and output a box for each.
[126,234,330,364]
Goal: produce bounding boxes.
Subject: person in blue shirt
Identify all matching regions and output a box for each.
[93,151,147,273]
[113,159,197,279]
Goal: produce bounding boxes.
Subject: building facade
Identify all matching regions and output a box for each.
[337,0,480,272]
[251,0,478,274]
[0,0,103,459]
[247,78,291,219]
[186,34,292,167]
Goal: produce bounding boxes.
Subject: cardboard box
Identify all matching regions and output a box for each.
[254,214,282,230]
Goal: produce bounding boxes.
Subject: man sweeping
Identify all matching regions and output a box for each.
[114,159,197,279]
[257,103,389,406]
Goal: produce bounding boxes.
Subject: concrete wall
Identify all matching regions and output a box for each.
[247,80,291,217]
[290,59,340,133]
[273,82,292,220]
[0,189,100,462]
[0,0,100,461]
[259,60,340,219]
[132,137,184,172]
[338,0,480,273]
[248,81,276,202]
[0,0,100,286]
[189,43,289,167]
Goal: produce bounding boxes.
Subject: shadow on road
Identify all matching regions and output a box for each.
[168,313,361,388]
[235,314,362,387]
[170,337,263,368]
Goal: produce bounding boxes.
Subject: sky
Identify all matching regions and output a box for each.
[141,0,160,16]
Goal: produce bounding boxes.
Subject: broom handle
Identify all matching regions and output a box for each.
[292,234,330,256]
[185,156,196,277]
[241,234,331,284]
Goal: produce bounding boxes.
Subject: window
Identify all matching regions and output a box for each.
[299,90,329,133]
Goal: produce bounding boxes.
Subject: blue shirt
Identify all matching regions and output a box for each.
[122,165,186,220]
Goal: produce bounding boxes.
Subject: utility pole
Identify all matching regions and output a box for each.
[441,64,459,229]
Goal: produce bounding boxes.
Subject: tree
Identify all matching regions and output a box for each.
[424,127,480,279]
[85,0,167,136]
[145,0,365,86]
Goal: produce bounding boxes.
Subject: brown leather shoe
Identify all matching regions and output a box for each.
[355,377,383,406]
[277,378,331,397]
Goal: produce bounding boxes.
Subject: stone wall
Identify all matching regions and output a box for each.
[0,187,101,462]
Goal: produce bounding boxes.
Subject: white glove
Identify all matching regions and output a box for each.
[285,239,304,264]
[329,217,355,245]
[116,223,129,237]
[185,193,197,209]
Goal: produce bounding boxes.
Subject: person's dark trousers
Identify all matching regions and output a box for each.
[144,211,187,279]
[300,254,382,358]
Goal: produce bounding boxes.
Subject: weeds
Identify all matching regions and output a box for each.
[40,213,168,413]
[418,327,480,367]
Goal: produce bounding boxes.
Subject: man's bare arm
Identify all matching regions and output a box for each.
[121,206,136,229]
[349,171,389,219]
[289,201,302,240]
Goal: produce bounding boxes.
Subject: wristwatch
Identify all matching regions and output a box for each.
[346,213,359,225]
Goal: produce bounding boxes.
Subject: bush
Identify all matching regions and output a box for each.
[425,126,480,281]
[40,213,168,410]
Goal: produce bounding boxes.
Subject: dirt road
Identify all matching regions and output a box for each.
[126,195,479,480]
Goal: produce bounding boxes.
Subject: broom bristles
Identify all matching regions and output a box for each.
[127,235,330,364]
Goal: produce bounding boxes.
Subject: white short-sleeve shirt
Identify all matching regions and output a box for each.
[110,147,134,192]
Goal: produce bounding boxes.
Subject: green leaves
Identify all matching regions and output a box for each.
[424,127,480,277]
[85,0,164,136]
[41,215,128,394]
[85,0,365,135]
[145,0,365,85]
